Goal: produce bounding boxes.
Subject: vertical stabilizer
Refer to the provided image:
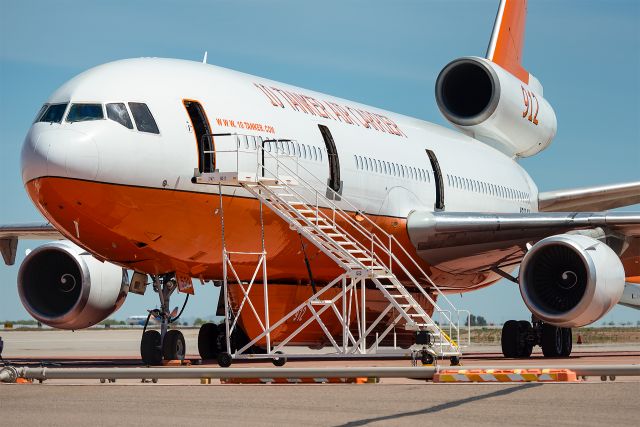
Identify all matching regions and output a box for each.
[486,0,529,84]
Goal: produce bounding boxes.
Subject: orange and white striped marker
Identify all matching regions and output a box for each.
[433,369,578,383]
[220,377,370,384]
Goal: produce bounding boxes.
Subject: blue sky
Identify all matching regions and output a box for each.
[0,0,638,323]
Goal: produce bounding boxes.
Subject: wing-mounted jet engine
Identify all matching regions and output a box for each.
[436,56,557,158]
[17,241,129,329]
[519,234,626,328]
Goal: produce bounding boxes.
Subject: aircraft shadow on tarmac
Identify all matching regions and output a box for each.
[337,383,543,426]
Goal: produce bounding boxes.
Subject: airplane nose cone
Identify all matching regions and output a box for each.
[21,127,99,184]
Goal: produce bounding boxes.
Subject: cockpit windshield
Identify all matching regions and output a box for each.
[106,103,133,129]
[66,104,104,123]
[37,103,68,123]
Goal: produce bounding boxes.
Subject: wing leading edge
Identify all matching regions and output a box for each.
[0,223,63,265]
[407,211,640,274]
[539,181,640,212]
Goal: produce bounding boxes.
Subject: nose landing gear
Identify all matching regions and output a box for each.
[139,274,188,366]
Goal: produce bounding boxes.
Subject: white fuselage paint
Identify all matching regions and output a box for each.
[22,58,537,225]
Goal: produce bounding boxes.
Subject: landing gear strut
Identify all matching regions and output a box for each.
[140,274,186,365]
[501,316,572,358]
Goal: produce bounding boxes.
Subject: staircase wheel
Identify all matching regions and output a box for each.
[272,351,287,367]
[420,351,434,365]
[217,352,232,368]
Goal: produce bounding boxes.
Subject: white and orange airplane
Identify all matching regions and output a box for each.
[1,0,639,365]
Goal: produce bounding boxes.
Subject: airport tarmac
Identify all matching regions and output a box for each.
[1,329,639,426]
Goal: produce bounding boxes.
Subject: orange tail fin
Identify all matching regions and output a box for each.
[486,0,529,84]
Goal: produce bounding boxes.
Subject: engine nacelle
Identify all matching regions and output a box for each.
[519,234,625,327]
[17,241,128,329]
[436,56,557,158]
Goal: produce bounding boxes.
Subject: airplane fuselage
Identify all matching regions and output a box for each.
[22,58,537,290]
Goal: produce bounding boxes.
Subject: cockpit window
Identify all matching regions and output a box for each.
[33,104,48,123]
[66,104,104,122]
[128,102,159,134]
[106,103,133,129]
[38,103,68,123]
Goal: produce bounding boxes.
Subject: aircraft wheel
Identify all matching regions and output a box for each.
[517,320,534,358]
[162,330,186,361]
[501,320,519,358]
[541,324,563,357]
[198,323,219,360]
[140,330,162,366]
[218,352,232,368]
[272,351,286,367]
[560,327,572,357]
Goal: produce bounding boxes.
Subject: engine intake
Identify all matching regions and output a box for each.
[519,234,625,327]
[436,56,557,158]
[436,58,497,126]
[18,241,128,329]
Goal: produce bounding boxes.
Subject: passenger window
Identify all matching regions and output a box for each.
[67,103,104,123]
[128,102,159,134]
[106,103,133,129]
[38,103,68,123]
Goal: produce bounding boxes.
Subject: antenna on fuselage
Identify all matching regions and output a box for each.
[202,51,208,64]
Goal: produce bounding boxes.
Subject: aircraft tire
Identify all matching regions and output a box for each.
[501,320,519,358]
[517,320,533,358]
[560,327,572,357]
[197,323,219,360]
[140,330,162,366]
[541,324,563,357]
[162,330,186,361]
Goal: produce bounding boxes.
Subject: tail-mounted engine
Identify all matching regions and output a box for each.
[17,241,129,329]
[436,56,557,158]
[519,234,625,327]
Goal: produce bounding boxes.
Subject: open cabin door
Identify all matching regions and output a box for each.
[426,149,445,211]
[183,100,214,173]
[318,124,342,199]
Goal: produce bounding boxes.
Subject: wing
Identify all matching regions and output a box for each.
[0,223,63,265]
[407,211,640,274]
[539,181,640,212]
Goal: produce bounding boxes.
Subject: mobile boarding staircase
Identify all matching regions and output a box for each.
[193,133,469,366]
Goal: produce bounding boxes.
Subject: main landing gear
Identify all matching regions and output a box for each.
[501,317,572,358]
[140,274,187,365]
